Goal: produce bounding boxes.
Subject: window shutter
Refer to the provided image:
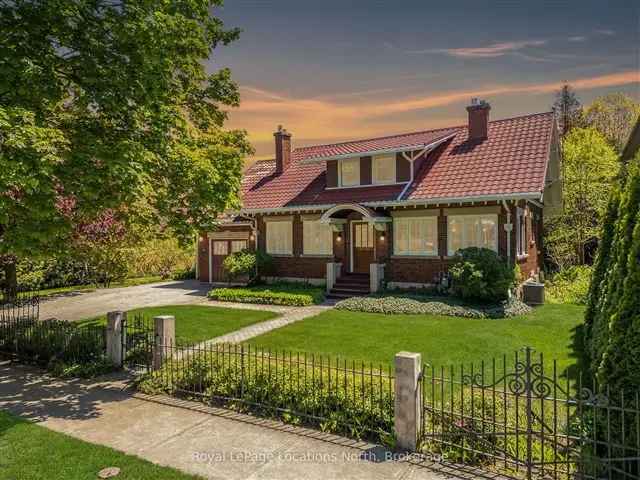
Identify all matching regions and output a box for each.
[360,156,372,185]
[326,160,338,188]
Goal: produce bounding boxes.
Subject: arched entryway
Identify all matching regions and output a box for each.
[320,203,391,274]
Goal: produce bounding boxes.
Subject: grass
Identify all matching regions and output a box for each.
[248,304,586,376]
[78,305,279,345]
[0,410,202,479]
[32,276,165,298]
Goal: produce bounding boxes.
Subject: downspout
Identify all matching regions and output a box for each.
[501,200,513,263]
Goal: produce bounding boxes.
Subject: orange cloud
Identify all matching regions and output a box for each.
[409,40,548,58]
[229,70,639,157]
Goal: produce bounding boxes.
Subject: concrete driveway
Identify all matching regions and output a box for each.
[39,280,211,321]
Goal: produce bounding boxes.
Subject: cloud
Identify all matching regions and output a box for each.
[568,36,587,42]
[231,70,639,155]
[595,29,615,36]
[408,40,547,58]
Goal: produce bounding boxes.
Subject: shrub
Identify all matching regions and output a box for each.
[171,266,196,280]
[222,250,257,281]
[137,348,394,445]
[450,248,516,302]
[48,358,116,379]
[208,282,324,306]
[128,237,195,279]
[335,295,531,318]
[545,265,592,305]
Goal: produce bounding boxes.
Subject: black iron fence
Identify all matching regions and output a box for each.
[0,291,39,323]
[122,314,155,371]
[421,347,640,480]
[137,340,395,445]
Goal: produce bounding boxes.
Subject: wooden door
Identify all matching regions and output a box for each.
[352,222,374,273]
[211,240,229,282]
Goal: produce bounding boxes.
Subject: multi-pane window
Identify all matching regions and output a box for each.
[393,217,437,256]
[212,241,228,255]
[231,240,247,253]
[303,220,332,255]
[266,221,292,255]
[340,158,360,187]
[354,222,374,248]
[372,154,395,184]
[516,208,528,257]
[447,215,498,255]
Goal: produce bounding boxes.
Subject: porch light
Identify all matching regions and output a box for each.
[336,233,342,242]
[379,232,386,241]
[249,233,255,241]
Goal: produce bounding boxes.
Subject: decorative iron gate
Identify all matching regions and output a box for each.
[121,314,155,371]
[421,347,639,479]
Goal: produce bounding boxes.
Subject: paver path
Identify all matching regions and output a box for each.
[0,363,462,480]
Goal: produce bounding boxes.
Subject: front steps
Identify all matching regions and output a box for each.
[326,273,370,300]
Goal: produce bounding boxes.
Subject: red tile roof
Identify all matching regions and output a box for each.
[292,128,458,161]
[240,112,555,211]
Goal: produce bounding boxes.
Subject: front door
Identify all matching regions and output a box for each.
[211,240,229,282]
[352,222,374,273]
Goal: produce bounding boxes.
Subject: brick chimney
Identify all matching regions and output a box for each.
[466,98,491,141]
[274,125,292,174]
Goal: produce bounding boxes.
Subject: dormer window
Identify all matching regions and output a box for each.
[340,158,360,187]
[372,154,396,184]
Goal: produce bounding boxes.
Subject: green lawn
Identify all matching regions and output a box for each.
[0,410,202,480]
[248,304,586,377]
[79,305,279,345]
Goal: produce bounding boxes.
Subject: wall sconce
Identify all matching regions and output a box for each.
[249,233,255,241]
[379,232,386,241]
[336,233,342,242]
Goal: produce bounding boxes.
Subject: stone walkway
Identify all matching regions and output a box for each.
[0,363,474,480]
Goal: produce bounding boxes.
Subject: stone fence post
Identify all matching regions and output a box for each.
[394,351,422,451]
[106,311,126,367]
[153,315,175,370]
[325,262,342,293]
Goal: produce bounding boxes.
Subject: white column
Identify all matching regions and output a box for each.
[394,351,422,451]
[369,263,384,293]
[106,311,126,367]
[153,315,175,370]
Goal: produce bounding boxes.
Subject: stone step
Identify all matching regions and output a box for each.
[326,292,369,300]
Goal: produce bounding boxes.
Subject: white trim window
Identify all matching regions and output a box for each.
[394,216,438,256]
[447,214,498,256]
[303,220,332,255]
[372,154,396,184]
[516,208,528,257]
[231,240,247,253]
[340,158,360,187]
[266,221,292,255]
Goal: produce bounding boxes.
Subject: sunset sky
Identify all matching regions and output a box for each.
[208,0,640,160]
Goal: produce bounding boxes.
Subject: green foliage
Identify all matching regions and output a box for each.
[584,93,640,153]
[553,83,584,136]
[545,265,593,305]
[137,348,394,445]
[585,151,640,393]
[208,282,325,306]
[48,358,116,379]
[128,237,195,279]
[171,267,196,281]
[449,248,516,302]
[335,295,531,318]
[0,1,251,284]
[545,127,619,267]
[222,250,257,281]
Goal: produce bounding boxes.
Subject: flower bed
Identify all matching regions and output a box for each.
[208,282,325,306]
[335,295,531,318]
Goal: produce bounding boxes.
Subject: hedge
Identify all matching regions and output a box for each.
[335,295,531,318]
[208,283,325,306]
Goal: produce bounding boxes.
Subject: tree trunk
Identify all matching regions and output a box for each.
[3,260,18,299]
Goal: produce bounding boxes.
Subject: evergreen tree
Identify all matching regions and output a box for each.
[552,83,583,136]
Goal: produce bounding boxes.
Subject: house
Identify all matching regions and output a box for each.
[197,99,563,297]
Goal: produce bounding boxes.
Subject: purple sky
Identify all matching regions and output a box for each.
[207,0,639,159]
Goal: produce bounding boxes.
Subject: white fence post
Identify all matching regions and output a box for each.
[394,351,422,451]
[153,315,175,371]
[106,311,126,367]
[370,263,385,293]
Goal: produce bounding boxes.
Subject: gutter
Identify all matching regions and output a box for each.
[502,200,513,263]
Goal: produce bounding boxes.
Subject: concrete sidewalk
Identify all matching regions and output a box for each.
[0,363,483,480]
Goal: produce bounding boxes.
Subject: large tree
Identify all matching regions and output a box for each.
[545,127,619,266]
[552,83,583,137]
[0,1,251,293]
[584,93,640,153]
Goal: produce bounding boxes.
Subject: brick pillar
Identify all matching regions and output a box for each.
[153,315,175,370]
[106,311,126,367]
[394,351,422,451]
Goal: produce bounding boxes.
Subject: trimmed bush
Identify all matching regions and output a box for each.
[450,248,516,302]
[545,265,593,305]
[335,295,531,318]
[208,282,325,306]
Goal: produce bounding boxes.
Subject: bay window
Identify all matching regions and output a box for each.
[394,216,438,256]
[303,219,332,255]
[447,214,498,255]
[265,219,292,255]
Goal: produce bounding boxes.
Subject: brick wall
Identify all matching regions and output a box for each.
[197,225,255,283]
